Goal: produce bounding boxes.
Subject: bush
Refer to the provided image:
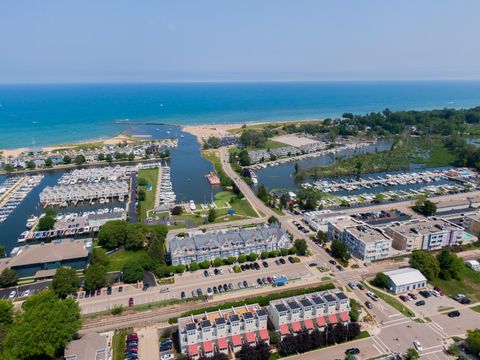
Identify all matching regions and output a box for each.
[371,272,389,289]
[111,305,123,315]
[294,239,307,256]
[122,261,144,283]
[176,264,186,273]
[137,177,147,186]
[213,258,223,267]
[171,206,183,216]
[233,265,242,273]
[247,253,258,262]
[0,268,18,288]
[189,262,200,271]
[238,255,247,263]
[138,189,146,201]
[199,260,211,269]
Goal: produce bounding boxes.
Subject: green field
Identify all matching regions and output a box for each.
[246,139,288,151]
[107,248,148,272]
[430,266,480,302]
[137,167,159,221]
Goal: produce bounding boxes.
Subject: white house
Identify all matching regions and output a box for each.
[384,267,427,294]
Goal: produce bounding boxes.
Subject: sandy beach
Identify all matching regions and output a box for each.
[0,134,139,158]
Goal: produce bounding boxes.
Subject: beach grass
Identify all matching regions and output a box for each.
[137,167,159,221]
[107,249,148,272]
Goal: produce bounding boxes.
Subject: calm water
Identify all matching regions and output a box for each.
[254,139,393,191]
[1,81,480,149]
[0,125,218,252]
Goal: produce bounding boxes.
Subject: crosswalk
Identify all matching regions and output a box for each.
[426,321,448,338]
[372,335,391,354]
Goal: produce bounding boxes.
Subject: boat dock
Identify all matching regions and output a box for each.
[154,164,176,211]
[0,175,44,223]
[18,207,126,242]
[205,171,221,185]
[304,170,450,193]
[39,180,129,207]
[58,166,134,185]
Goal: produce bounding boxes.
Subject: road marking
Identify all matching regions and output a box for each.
[426,323,448,338]
[388,313,402,318]
[372,343,383,355]
[422,344,443,351]
[373,336,390,353]
[420,348,445,357]
[431,321,444,330]
[381,320,412,329]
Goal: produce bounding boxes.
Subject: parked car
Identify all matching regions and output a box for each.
[365,301,373,309]
[431,290,440,297]
[107,287,112,295]
[329,259,337,265]
[419,290,431,298]
[279,258,286,265]
[367,291,379,301]
[345,348,360,355]
[288,256,295,264]
[181,291,186,299]
[434,287,445,296]
[207,288,213,296]
[228,283,233,290]
[400,295,409,302]
[243,280,248,288]
[213,286,218,294]
[8,291,16,299]
[257,278,263,285]
[413,340,423,351]
[262,261,269,268]
[415,300,426,306]
[197,288,203,296]
[223,284,228,291]
[336,265,344,271]
[309,262,318,267]
[448,310,460,318]
[238,282,244,289]
[128,297,134,307]
[348,282,357,290]
[357,283,365,290]
[408,292,417,300]
[118,286,123,293]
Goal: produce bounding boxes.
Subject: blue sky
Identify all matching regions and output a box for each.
[1,0,479,83]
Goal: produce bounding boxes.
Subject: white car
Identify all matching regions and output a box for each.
[431,290,440,297]
[413,340,423,351]
[160,353,174,360]
[22,289,30,297]
[8,290,16,299]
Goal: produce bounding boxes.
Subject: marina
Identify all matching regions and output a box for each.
[18,207,126,243]
[0,175,44,223]
[58,166,134,185]
[154,164,176,211]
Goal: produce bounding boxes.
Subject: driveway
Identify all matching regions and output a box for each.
[136,326,159,360]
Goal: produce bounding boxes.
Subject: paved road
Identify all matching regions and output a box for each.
[129,172,138,223]
[0,280,51,300]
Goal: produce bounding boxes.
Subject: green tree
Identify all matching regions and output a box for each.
[0,268,18,288]
[213,257,223,267]
[247,253,258,262]
[106,154,113,163]
[199,260,210,269]
[38,215,55,231]
[138,189,146,201]
[137,177,147,186]
[331,240,348,259]
[63,155,72,164]
[97,153,105,161]
[409,251,440,280]
[171,206,183,215]
[267,215,279,224]
[74,154,86,165]
[0,245,5,258]
[294,239,307,256]
[26,160,36,170]
[405,347,419,360]
[260,251,269,259]
[280,248,289,257]
[52,267,79,298]
[316,230,328,243]
[371,272,389,289]
[148,235,165,265]
[97,220,128,250]
[122,261,144,283]
[437,249,464,280]
[90,247,110,267]
[238,255,247,263]
[3,164,14,172]
[0,300,14,326]
[128,152,135,161]
[189,262,200,271]
[208,208,216,223]
[175,264,186,273]
[466,328,480,354]
[2,290,81,360]
[44,158,53,168]
[84,264,107,291]
[257,185,269,202]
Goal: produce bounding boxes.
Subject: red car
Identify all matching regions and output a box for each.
[434,287,445,296]
[128,297,134,307]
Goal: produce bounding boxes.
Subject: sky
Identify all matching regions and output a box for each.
[1,0,480,83]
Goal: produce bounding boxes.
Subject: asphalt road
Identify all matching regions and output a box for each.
[0,280,51,300]
[129,172,138,223]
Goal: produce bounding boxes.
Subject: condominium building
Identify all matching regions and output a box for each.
[328,217,391,262]
[168,224,291,265]
[268,289,350,337]
[385,218,464,252]
[177,304,269,359]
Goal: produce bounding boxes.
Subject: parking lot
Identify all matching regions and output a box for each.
[0,279,51,300]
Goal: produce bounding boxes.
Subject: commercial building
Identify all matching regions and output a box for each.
[0,239,91,278]
[168,224,291,265]
[267,289,350,337]
[302,210,345,232]
[466,259,480,272]
[384,267,427,294]
[64,332,109,360]
[385,218,464,252]
[328,217,392,262]
[177,304,269,359]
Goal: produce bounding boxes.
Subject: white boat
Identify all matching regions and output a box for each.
[189,200,196,211]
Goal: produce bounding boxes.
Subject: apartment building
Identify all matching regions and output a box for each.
[268,289,350,337]
[168,224,291,265]
[177,304,269,359]
[328,217,391,262]
[385,218,464,252]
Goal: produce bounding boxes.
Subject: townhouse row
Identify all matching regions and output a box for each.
[177,288,350,359]
[168,224,291,265]
[327,215,468,262]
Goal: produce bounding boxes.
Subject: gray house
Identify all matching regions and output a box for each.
[168,224,291,265]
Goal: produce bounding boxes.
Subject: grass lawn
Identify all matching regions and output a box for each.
[230,198,258,217]
[112,328,132,360]
[354,331,370,340]
[471,305,480,313]
[107,249,148,272]
[430,266,480,302]
[138,167,159,221]
[364,283,415,318]
[246,139,289,150]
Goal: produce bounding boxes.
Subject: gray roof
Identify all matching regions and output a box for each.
[300,298,313,307]
[215,317,226,325]
[311,296,325,305]
[185,323,196,331]
[200,320,211,328]
[243,312,254,320]
[275,303,288,313]
[257,309,268,317]
[64,332,107,360]
[336,292,348,301]
[229,314,240,323]
[323,294,336,303]
[287,301,300,310]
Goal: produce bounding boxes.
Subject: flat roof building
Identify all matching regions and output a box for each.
[385,218,464,252]
[0,239,91,278]
[384,267,427,294]
[64,332,109,360]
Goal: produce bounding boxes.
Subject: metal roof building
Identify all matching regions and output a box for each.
[384,267,427,294]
